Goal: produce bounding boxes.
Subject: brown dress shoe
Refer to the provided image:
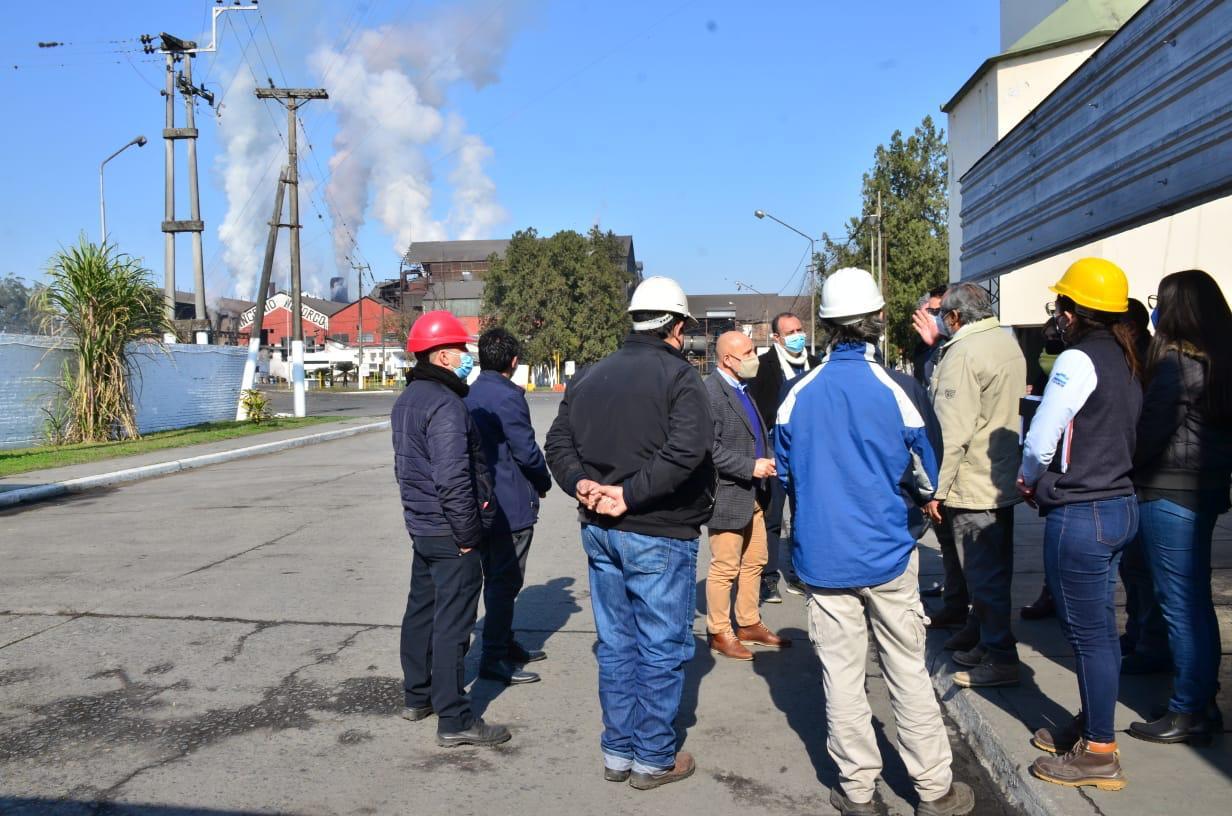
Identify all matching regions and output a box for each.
[1030,740,1126,791]
[628,751,696,790]
[735,622,792,648]
[709,631,753,661]
[1031,712,1083,754]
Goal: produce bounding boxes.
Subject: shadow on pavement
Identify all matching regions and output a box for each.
[0,798,282,815]
[469,575,581,717]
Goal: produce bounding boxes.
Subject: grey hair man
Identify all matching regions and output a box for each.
[929,283,1028,689]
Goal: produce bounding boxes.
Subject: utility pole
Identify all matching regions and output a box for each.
[257,87,328,417]
[351,260,371,389]
[236,168,288,419]
[141,5,255,332]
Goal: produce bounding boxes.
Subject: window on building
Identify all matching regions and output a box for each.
[361,332,374,343]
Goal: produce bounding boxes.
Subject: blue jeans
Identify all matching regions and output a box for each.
[1043,496,1138,743]
[1138,499,1222,713]
[581,524,699,773]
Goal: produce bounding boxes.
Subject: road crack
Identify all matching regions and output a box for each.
[171,522,311,580]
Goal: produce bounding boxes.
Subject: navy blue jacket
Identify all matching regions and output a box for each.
[465,370,553,533]
[391,362,495,550]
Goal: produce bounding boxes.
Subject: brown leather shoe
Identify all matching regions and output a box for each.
[1032,712,1083,754]
[735,622,792,648]
[1029,740,1126,791]
[709,631,754,661]
[628,751,696,790]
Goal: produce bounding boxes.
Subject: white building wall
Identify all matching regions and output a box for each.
[0,336,248,449]
[998,195,1232,326]
[946,40,1105,283]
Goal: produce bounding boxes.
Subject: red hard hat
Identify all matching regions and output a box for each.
[406,310,475,353]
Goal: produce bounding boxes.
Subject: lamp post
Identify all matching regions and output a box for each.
[99,135,148,242]
[755,209,819,355]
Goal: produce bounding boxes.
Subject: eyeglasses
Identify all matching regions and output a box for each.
[1148,294,1159,309]
[925,307,941,316]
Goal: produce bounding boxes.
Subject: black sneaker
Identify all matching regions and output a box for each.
[509,641,547,664]
[760,581,783,604]
[400,704,434,722]
[784,576,807,596]
[437,719,511,748]
[479,660,541,686]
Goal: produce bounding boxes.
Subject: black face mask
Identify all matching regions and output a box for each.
[1042,316,1066,355]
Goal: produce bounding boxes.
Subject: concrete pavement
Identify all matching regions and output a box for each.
[921,505,1232,816]
[0,395,1015,816]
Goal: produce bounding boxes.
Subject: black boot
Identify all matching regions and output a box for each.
[1128,710,1214,746]
[1020,585,1056,620]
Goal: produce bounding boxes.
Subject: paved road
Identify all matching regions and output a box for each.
[0,396,1015,815]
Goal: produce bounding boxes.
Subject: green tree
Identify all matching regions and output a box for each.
[33,238,171,442]
[820,115,949,360]
[0,274,40,334]
[482,227,632,367]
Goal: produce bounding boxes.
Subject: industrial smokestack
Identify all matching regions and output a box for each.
[330,276,349,302]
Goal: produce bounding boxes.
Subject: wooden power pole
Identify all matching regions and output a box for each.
[256,87,328,417]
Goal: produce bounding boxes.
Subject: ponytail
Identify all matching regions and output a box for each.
[1110,320,1141,379]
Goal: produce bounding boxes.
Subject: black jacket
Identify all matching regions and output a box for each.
[1134,346,1232,503]
[391,362,495,550]
[748,345,820,426]
[545,333,716,539]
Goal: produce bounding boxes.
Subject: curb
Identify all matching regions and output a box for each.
[0,420,390,510]
[929,657,1066,816]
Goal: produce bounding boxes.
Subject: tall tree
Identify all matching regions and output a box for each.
[820,115,949,360]
[482,227,632,367]
[0,274,39,334]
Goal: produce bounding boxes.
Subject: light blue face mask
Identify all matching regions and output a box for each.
[452,352,475,380]
[784,333,808,354]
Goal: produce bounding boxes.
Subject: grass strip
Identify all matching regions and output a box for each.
[0,417,339,478]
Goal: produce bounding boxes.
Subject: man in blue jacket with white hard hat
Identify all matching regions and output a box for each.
[775,268,974,816]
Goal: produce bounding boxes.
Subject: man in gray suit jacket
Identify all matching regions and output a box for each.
[705,331,793,660]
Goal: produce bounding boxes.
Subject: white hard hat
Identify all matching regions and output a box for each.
[819,267,885,325]
[628,276,695,330]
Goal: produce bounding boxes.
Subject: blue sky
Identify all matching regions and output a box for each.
[0,1,997,301]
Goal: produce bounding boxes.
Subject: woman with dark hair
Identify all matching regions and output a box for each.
[1127,269,1232,745]
[1017,258,1141,791]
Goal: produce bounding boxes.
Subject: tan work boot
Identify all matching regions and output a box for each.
[1030,739,1126,791]
[709,631,753,661]
[953,660,1020,688]
[735,621,792,648]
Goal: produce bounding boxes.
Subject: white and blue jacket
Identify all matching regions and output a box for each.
[775,342,942,589]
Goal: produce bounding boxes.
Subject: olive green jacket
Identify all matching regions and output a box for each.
[929,317,1027,509]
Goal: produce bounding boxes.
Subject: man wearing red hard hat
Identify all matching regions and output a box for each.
[392,310,510,748]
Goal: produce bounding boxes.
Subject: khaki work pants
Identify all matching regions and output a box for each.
[805,550,953,805]
[705,504,768,635]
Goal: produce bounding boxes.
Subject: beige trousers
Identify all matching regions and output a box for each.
[705,504,768,635]
[805,550,953,804]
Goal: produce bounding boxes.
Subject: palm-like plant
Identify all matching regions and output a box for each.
[34,237,170,443]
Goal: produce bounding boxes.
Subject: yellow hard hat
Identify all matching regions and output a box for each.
[1050,257,1129,313]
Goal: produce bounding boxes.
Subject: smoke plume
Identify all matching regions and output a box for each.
[214,2,514,297]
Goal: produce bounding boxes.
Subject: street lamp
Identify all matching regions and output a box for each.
[99,135,148,242]
[754,209,819,355]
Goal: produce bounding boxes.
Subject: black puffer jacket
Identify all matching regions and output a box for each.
[391,362,495,550]
[545,333,716,539]
[1134,346,1232,499]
